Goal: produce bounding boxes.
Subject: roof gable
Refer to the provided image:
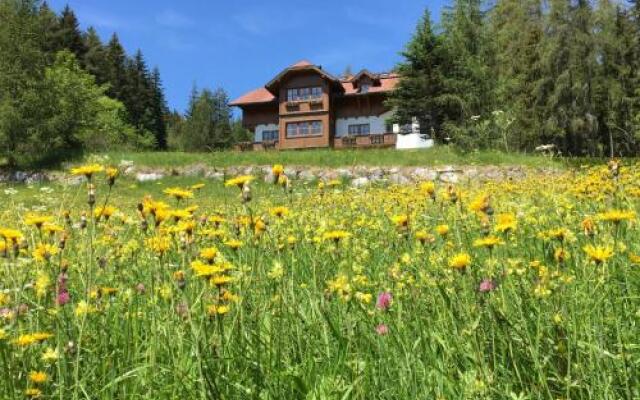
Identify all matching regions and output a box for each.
[265,61,344,95]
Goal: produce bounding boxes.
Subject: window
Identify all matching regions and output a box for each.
[360,83,370,93]
[287,87,322,101]
[311,121,322,134]
[286,121,323,137]
[262,130,279,141]
[348,124,370,136]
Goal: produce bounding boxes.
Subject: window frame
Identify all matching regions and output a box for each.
[262,130,279,142]
[286,120,324,138]
[286,86,323,102]
[348,123,371,136]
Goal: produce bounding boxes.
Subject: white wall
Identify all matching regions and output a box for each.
[254,123,279,142]
[396,133,434,149]
[335,110,394,138]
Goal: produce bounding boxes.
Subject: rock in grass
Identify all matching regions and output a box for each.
[351,177,370,188]
[136,172,164,182]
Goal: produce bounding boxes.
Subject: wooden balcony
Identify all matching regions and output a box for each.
[333,133,396,149]
[237,133,397,151]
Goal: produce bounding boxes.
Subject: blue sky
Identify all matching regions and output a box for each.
[48,0,447,113]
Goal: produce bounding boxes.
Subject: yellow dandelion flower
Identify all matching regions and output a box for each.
[0,228,23,242]
[210,275,234,287]
[435,224,449,236]
[270,206,290,218]
[42,223,64,235]
[223,239,243,250]
[199,247,218,262]
[322,230,351,242]
[207,304,230,316]
[224,175,254,188]
[495,213,517,233]
[598,209,636,224]
[70,163,104,179]
[32,243,59,262]
[583,244,613,264]
[448,253,471,270]
[24,213,53,229]
[272,164,284,176]
[415,230,435,244]
[146,235,171,255]
[391,214,409,227]
[94,205,118,220]
[473,236,504,249]
[163,187,194,201]
[28,371,48,384]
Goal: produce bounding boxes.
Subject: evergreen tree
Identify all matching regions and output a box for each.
[179,87,233,151]
[386,9,448,138]
[439,0,494,121]
[490,0,544,150]
[150,67,168,149]
[53,5,87,62]
[36,1,60,59]
[104,33,128,101]
[83,27,108,85]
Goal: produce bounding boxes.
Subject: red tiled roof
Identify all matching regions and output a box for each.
[229,64,400,106]
[341,74,400,95]
[229,87,276,106]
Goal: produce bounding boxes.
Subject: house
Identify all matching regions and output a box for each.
[229,60,433,150]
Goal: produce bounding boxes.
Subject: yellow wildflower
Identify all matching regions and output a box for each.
[449,253,471,270]
[163,187,194,201]
[583,244,613,264]
[473,236,504,249]
[70,163,104,179]
[224,175,254,188]
[33,243,59,262]
[28,371,48,384]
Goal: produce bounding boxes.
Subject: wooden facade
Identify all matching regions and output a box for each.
[230,61,400,150]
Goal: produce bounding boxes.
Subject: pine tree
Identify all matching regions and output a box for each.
[53,5,87,63]
[104,34,128,102]
[440,0,494,121]
[36,1,61,59]
[83,27,108,84]
[490,0,544,150]
[150,67,168,149]
[386,9,448,139]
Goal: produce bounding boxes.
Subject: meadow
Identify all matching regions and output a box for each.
[0,159,638,399]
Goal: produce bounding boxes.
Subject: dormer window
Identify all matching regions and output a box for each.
[360,83,370,93]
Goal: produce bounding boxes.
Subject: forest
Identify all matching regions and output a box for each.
[0,0,246,167]
[388,0,640,156]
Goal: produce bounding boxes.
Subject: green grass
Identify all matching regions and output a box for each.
[1,160,638,399]
[97,147,564,169]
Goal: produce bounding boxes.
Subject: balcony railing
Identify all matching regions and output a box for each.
[336,133,396,149]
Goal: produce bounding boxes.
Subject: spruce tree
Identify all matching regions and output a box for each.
[83,27,108,85]
[104,34,128,102]
[386,9,447,138]
[150,67,168,149]
[490,0,544,150]
[53,5,87,62]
